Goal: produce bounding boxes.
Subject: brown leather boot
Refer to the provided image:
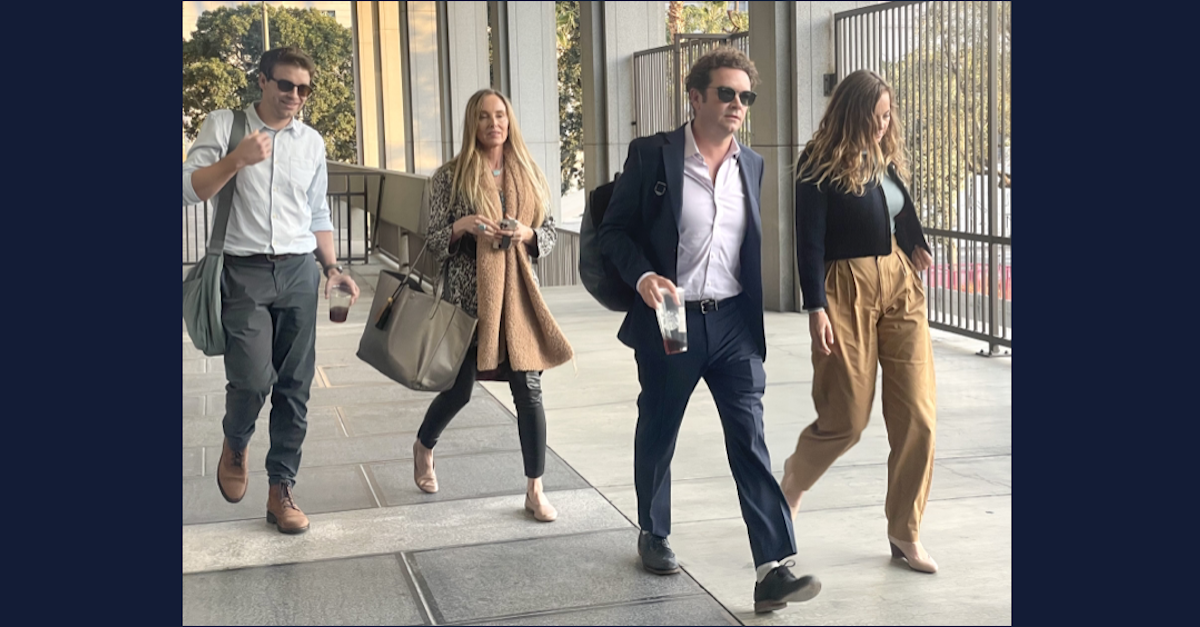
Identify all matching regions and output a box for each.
[266,483,310,534]
[216,439,249,503]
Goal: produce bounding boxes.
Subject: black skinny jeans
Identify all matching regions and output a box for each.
[417,344,546,478]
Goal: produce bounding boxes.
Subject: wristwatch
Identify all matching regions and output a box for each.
[323,263,344,278]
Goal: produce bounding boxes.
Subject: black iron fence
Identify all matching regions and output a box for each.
[632,32,751,145]
[183,165,589,292]
[182,166,376,266]
[836,1,1011,354]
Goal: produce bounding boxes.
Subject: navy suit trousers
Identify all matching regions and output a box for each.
[633,294,796,567]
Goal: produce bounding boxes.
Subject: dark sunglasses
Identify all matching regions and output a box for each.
[710,86,756,107]
[269,76,314,98]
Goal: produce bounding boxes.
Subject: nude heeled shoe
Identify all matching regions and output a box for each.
[888,535,939,573]
[413,441,438,493]
[524,491,557,522]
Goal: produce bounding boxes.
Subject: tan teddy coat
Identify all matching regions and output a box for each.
[425,160,574,373]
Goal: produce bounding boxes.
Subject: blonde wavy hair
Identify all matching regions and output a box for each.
[794,69,910,196]
[444,89,551,228]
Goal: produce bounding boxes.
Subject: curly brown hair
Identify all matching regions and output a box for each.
[795,69,910,196]
[684,46,760,97]
[258,46,316,79]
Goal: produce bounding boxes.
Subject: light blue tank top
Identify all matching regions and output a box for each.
[880,174,904,234]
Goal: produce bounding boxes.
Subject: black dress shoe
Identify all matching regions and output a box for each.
[637,530,681,575]
[753,561,821,614]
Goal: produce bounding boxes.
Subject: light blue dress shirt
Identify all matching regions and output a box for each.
[182,103,333,256]
[636,121,748,301]
[880,173,904,234]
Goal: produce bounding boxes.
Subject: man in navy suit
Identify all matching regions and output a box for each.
[598,48,821,614]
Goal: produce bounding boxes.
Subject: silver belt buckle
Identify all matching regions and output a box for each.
[700,299,718,314]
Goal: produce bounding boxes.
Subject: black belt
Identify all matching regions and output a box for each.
[684,296,737,314]
[227,253,309,262]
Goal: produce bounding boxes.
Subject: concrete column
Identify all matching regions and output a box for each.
[351,2,490,172]
[488,1,561,219]
[404,1,445,175]
[748,1,800,313]
[343,1,408,171]
[352,2,406,169]
[579,1,666,195]
[377,2,411,171]
[351,2,373,167]
[440,1,490,156]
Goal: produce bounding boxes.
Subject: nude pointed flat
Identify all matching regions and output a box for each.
[524,492,557,522]
[413,441,438,493]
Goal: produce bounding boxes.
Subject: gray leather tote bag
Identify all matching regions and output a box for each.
[357,242,477,392]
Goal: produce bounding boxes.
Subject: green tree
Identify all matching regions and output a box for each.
[182,4,357,163]
[556,1,583,194]
[679,1,746,36]
[666,1,684,41]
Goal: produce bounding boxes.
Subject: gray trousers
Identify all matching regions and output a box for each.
[220,253,320,486]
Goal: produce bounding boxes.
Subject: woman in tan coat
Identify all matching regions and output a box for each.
[411,89,574,522]
[783,70,939,573]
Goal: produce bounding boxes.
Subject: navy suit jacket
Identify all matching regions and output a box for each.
[597,124,767,361]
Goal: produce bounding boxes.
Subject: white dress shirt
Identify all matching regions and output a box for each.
[639,121,747,302]
[182,103,333,256]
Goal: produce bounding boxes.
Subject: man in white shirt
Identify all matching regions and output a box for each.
[598,48,820,613]
[182,47,359,534]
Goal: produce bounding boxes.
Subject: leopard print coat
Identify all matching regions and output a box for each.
[424,165,557,321]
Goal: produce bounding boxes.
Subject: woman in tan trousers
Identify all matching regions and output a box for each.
[783,69,939,573]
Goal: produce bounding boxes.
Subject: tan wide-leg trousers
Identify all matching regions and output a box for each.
[785,236,937,542]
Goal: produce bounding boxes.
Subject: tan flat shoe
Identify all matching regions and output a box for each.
[524,492,557,522]
[413,441,438,493]
[888,535,938,573]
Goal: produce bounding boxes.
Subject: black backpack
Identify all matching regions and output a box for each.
[579,172,637,312]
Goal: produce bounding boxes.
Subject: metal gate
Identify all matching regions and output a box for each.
[182,168,374,266]
[632,32,751,146]
[836,1,1011,355]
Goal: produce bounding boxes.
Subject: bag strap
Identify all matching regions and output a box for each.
[206,109,249,255]
[373,239,457,329]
